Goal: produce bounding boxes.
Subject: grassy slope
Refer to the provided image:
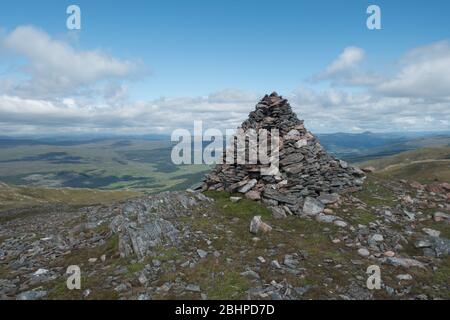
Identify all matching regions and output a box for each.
[358,145,450,184]
[0,184,140,211]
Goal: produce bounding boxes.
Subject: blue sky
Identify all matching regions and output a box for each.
[0,0,449,134]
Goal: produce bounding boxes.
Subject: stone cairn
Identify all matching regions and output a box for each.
[202,92,365,217]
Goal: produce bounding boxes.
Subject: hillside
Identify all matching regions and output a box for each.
[359,146,450,184]
[0,183,140,213]
[0,171,449,300]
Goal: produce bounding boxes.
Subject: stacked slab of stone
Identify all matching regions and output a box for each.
[202,92,365,216]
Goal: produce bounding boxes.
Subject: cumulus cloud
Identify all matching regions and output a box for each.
[0,93,255,135]
[376,40,450,98]
[312,46,382,86]
[289,87,450,132]
[2,84,449,135]
[313,47,366,81]
[315,40,450,98]
[325,47,365,74]
[0,27,449,135]
[1,26,139,97]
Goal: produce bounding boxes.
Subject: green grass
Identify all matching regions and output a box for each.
[347,209,378,225]
[352,175,397,207]
[125,262,146,278]
[204,191,272,219]
[404,256,450,299]
[358,145,450,183]
[376,161,450,184]
[46,234,122,300]
[0,185,140,211]
[46,274,120,300]
[432,258,450,287]
[187,259,251,300]
[358,145,450,170]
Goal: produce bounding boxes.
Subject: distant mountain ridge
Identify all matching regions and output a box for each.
[316,132,450,162]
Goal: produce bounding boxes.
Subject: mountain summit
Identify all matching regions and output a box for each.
[202,92,365,216]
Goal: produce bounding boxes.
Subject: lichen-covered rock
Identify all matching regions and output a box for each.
[111,213,180,258]
[249,216,272,234]
[110,191,213,258]
[303,197,325,215]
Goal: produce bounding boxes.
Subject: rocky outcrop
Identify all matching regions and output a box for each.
[111,213,180,258]
[203,92,365,216]
[110,191,214,258]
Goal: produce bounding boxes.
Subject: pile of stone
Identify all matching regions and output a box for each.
[202,92,365,216]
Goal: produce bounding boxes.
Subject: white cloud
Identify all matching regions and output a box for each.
[0,93,254,135]
[326,47,365,73]
[376,41,450,98]
[1,26,139,97]
[1,84,449,135]
[290,86,450,133]
[0,28,449,135]
[315,41,450,98]
[314,47,365,80]
[312,46,381,86]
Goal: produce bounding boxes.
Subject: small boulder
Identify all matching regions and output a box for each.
[384,251,396,257]
[230,197,242,203]
[303,197,324,215]
[316,214,338,223]
[433,212,450,222]
[358,248,370,258]
[17,290,48,300]
[240,270,260,280]
[370,234,384,242]
[334,220,348,228]
[245,190,261,201]
[318,193,340,205]
[185,284,201,292]
[33,268,49,276]
[249,216,272,234]
[295,139,307,148]
[197,249,208,258]
[270,206,287,219]
[238,179,257,193]
[396,274,413,281]
[271,260,282,269]
[414,240,432,248]
[422,228,440,238]
[386,257,426,269]
[138,274,148,285]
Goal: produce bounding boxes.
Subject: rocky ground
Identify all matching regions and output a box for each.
[0,174,449,300]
